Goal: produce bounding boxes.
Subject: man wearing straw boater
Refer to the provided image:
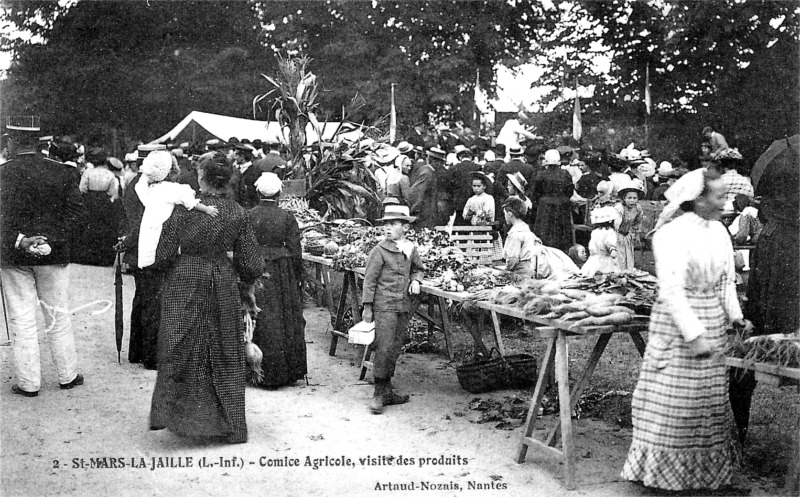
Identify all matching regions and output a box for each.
[361,202,425,414]
[0,116,85,397]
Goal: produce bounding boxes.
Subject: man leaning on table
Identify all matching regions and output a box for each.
[0,116,85,397]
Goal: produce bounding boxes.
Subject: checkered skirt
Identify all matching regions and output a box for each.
[621,290,740,491]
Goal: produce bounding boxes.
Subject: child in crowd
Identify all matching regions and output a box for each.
[580,206,620,277]
[462,172,495,226]
[361,203,425,415]
[729,194,762,246]
[614,178,644,270]
[567,244,588,268]
[135,150,219,268]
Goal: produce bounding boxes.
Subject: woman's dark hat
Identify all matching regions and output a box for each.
[470,171,494,186]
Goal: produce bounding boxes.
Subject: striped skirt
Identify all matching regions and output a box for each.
[621,290,740,491]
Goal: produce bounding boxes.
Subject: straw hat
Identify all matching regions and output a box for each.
[506,171,527,194]
[617,177,645,198]
[376,203,416,223]
[396,141,413,154]
[590,206,618,225]
[426,147,446,161]
[508,146,525,157]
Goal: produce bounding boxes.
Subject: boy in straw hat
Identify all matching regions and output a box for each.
[361,202,425,415]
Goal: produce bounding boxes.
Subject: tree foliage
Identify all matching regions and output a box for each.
[1,1,273,145]
[253,0,551,131]
[535,0,799,160]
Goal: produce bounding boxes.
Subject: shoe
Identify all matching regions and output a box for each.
[369,395,385,415]
[383,381,409,406]
[60,374,84,390]
[382,390,410,406]
[11,385,38,397]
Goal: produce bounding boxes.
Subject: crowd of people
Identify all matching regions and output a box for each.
[1,115,797,494]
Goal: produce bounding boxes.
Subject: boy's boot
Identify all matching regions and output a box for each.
[383,380,409,406]
[369,379,389,415]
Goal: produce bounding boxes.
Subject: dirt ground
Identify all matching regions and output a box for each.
[1,264,797,497]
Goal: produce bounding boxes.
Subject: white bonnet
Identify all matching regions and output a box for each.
[140,151,173,182]
[255,172,283,197]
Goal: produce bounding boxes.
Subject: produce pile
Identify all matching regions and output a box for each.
[727,333,800,369]
[279,197,324,229]
[561,270,658,313]
[466,278,646,330]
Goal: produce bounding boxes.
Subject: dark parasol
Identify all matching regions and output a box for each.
[114,251,124,363]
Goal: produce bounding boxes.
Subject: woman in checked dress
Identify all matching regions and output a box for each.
[621,168,752,492]
[149,153,263,444]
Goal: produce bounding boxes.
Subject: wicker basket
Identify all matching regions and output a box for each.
[504,353,537,389]
[455,348,537,393]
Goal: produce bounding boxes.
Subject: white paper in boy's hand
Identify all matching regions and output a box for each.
[349,320,375,333]
[347,320,375,345]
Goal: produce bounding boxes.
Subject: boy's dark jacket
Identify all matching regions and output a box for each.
[362,239,424,312]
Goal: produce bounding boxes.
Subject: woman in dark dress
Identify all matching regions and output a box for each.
[74,147,125,266]
[531,149,574,252]
[247,172,307,387]
[149,153,263,444]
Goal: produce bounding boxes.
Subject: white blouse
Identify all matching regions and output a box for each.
[462,192,495,225]
[80,166,119,201]
[652,212,742,341]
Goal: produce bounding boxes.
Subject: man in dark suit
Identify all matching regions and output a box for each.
[407,150,439,229]
[118,143,167,369]
[252,142,288,178]
[0,116,85,397]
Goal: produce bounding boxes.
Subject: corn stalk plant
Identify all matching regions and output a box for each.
[254,55,385,220]
[253,54,319,176]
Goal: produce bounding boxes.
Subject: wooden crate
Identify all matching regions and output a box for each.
[436,225,497,264]
[282,179,306,197]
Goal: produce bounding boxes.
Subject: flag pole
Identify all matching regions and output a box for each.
[644,63,651,148]
[389,84,397,144]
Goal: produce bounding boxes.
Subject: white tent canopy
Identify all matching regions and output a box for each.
[151,111,362,145]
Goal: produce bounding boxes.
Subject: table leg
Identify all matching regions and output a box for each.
[314,264,325,307]
[546,333,612,446]
[323,268,335,314]
[490,310,505,355]
[555,331,576,490]
[437,296,454,360]
[515,336,557,463]
[328,274,351,356]
[427,296,436,339]
[347,272,361,322]
[359,343,374,381]
[629,330,647,357]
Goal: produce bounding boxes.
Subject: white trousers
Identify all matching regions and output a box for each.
[3,265,77,392]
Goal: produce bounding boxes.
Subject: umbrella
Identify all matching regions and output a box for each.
[114,252,124,363]
[751,134,800,190]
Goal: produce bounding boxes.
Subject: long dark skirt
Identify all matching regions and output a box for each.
[745,221,799,336]
[128,267,164,369]
[250,257,306,387]
[73,191,125,266]
[150,255,248,443]
[533,197,573,252]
